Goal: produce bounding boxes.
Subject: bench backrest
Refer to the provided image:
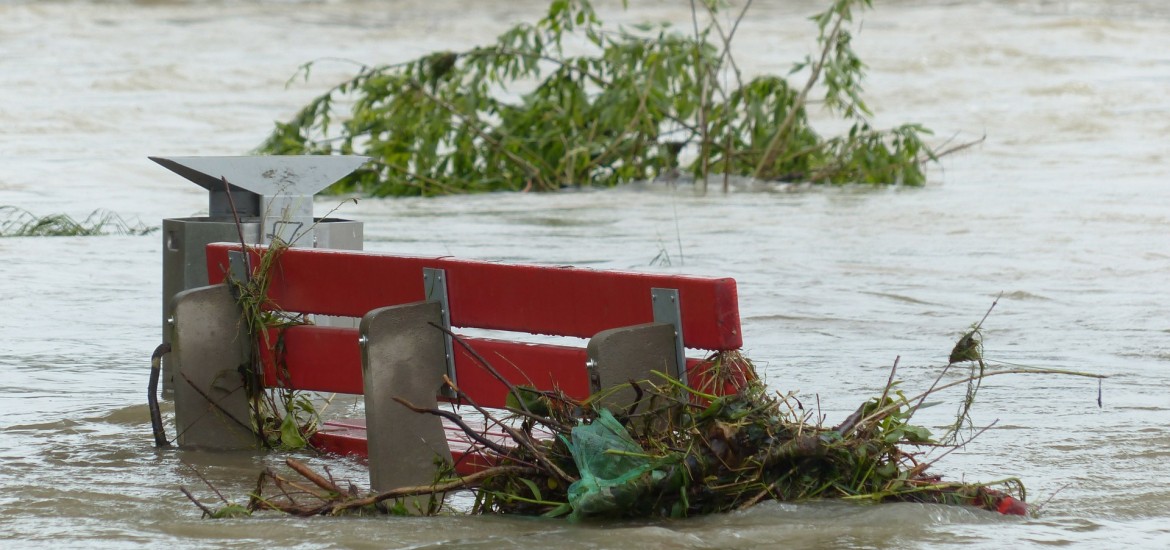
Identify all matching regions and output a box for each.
[204,242,744,407]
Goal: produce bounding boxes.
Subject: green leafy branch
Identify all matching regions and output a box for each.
[258,0,953,196]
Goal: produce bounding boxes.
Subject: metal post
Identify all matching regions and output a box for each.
[423,268,457,397]
[651,287,688,387]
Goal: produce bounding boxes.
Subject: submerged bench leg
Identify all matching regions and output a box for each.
[586,322,679,412]
[171,284,255,449]
[360,302,452,510]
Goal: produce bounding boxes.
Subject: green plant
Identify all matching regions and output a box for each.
[258,0,947,196]
[0,206,155,237]
[224,198,359,451]
[227,239,321,451]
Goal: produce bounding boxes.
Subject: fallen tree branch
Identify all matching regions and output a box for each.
[286,458,343,495]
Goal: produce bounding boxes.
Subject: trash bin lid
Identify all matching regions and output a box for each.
[149,155,370,197]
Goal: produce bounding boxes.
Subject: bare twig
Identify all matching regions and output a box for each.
[265,467,334,501]
[974,292,1002,333]
[701,0,753,93]
[427,322,535,418]
[180,486,216,518]
[916,420,999,477]
[736,483,774,510]
[392,396,513,457]
[442,375,578,484]
[855,367,1107,432]
[698,0,753,193]
[932,133,986,158]
[689,0,710,192]
[907,361,954,420]
[175,371,254,436]
[184,463,229,504]
[286,458,343,495]
[1031,483,1071,515]
[753,11,844,179]
[876,356,900,412]
[220,176,254,290]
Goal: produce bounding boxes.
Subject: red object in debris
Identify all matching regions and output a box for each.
[996,496,1028,516]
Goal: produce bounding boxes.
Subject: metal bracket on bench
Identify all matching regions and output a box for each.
[227,249,250,291]
[423,267,458,398]
[651,287,688,387]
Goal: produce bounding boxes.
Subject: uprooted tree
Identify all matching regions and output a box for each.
[258,0,964,196]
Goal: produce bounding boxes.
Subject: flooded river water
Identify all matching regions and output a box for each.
[2,0,1169,547]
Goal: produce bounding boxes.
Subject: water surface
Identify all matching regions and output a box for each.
[2,0,1169,547]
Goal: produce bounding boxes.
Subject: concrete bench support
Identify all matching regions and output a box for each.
[586,322,679,411]
[360,302,452,506]
[170,284,254,449]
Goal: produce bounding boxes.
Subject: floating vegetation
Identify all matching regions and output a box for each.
[0,205,155,237]
[183,321,1105,521]
[259,0,975,196]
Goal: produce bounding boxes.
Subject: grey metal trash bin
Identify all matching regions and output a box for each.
[154,155,369,394]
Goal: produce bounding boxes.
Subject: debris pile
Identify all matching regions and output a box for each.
[189,349,1034,520]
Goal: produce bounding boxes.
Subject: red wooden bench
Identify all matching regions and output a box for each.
[169,242,750,493]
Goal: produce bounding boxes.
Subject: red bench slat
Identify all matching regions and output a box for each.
[446,337,590,406]
[207,243,742,351]
[258,325,591,407]
[258,326,362,395]
[258,326,746,406]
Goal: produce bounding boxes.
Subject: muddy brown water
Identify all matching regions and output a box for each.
[2,0,1169,547]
